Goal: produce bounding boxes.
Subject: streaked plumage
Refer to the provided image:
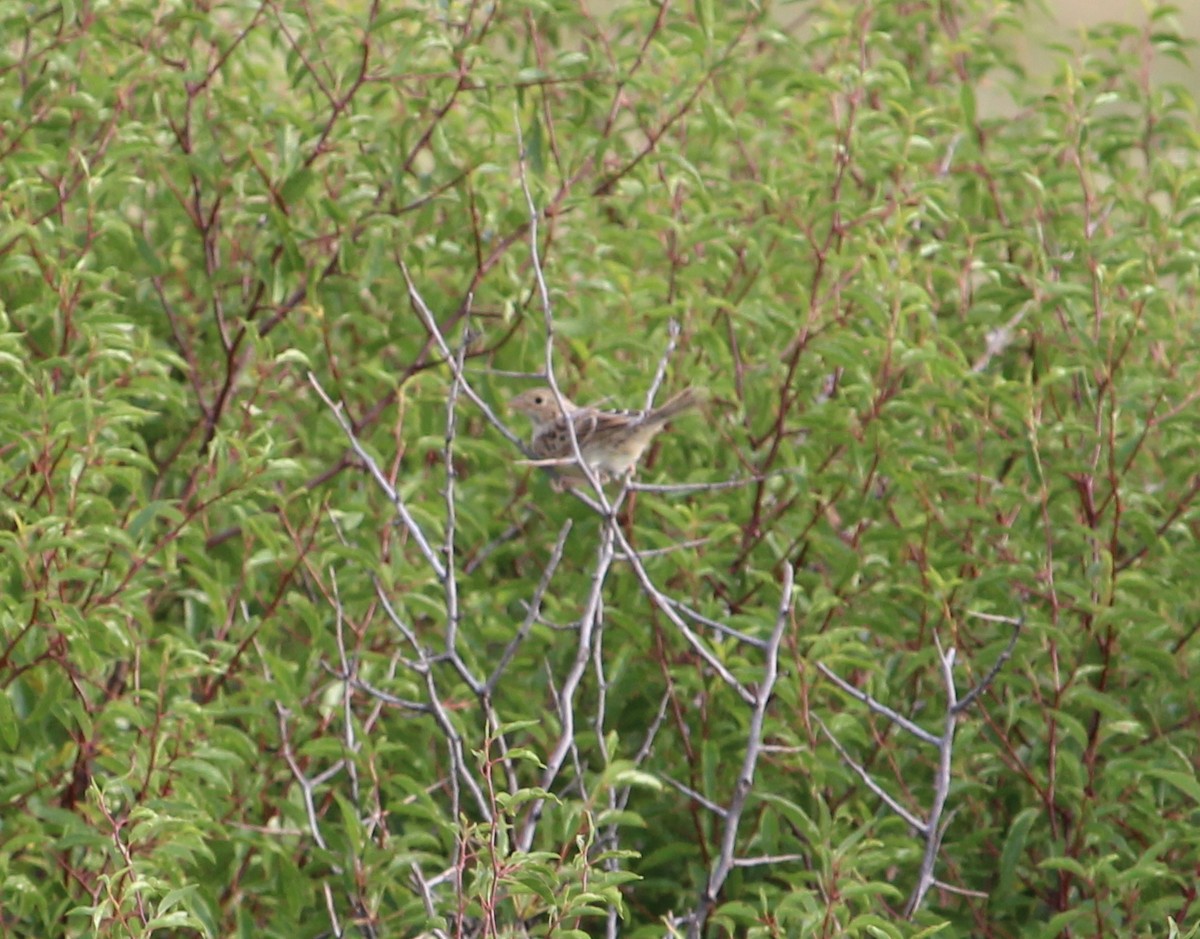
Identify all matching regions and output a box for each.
[509,386,702,481]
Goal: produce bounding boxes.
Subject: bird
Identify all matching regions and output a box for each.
[509,385,702,483]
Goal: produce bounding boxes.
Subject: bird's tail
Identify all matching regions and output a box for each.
[647,387,705,425]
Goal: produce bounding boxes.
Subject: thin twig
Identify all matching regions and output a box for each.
[816,662,940,745]
[814,714,924,830]
[308,373,447,580]
[658,774,728,816]
[442,331,467,652]
[517,519,618,852]
[954,615,1023,713]
[905,637,960,917]
[514,106,613,505]
[613,521,756,704]
[629,468,805,494]
[643,318,681,410]
[463,516,530,575]
[613,537,712,560]
[485,520,573,694]
[687,564,794,939]
[398,264,528,452]
[732,854,807,868]
[816,609,1019,918]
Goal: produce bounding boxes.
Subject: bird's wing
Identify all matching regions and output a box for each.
[532,408,639,459]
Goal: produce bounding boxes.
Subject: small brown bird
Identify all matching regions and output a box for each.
[509,385,702,482]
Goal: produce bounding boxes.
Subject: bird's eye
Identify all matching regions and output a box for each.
[534,394,544,404]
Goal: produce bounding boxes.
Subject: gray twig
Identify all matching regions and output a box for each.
[308,373,447,580]
[817,612,1022,918]
[687,563,794,939]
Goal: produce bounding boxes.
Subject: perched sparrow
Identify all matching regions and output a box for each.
[509,386,702,482]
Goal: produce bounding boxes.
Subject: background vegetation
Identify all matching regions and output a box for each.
[3,0,1200,936]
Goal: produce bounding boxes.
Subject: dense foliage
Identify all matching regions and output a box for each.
[2,0,1199,936]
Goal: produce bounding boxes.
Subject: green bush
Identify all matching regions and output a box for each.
[2,0,1199,936]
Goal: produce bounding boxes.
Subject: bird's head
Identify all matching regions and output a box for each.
[509,387,577,427]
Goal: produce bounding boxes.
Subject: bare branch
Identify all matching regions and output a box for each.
[816,609,1018,918]
[333,672,431,713]
[972,301,1030,373]
[905,636,960,917]
[629,470,803,494]
[816,661,941,745]
[732,853,807,868]
[485,519,573,694]
[932,878,990,899]
[611,525,756,703]
[442,331,467,652]
[398,263,528,452]
[658,774,728,816]
[514,108,613,504]
[688,564,794,939]
[275,701,336,852]
[308,373,446,580]
[517,519,618,853]
[643,318,681,410]
[814,714,925,831]
[613,537,713,560]
[954,615,1023,713]
[463,516,530,575]
[408,863,449,939]
[658,594,764,648]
